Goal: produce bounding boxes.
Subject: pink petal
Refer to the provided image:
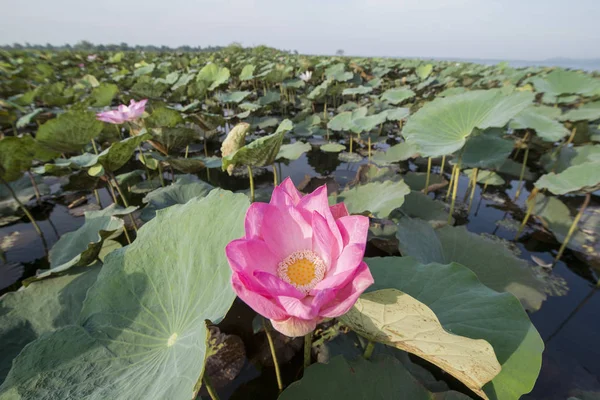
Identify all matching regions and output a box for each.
[270,185,297,208]
[336,215,369,247]
[261,204,312,259]
[271,316,318,337]
[297,186,343,258]
[319,262,374,318]
[330,203,349,220]
[277,177,302,205]
[277,288,337,319]
[232,273,288,320]
[253,271,304,299]
[225,238,279,276]
[117,104,129,113]
[311,211,335,268]
[244,202,269,240]
[327,243,366,276]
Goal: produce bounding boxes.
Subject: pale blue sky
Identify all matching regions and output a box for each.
[1,0,598,60]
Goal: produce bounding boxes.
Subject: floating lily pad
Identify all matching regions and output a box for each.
[276,141,311,160]
[320,143,346,153]
[334,180,410,218]
[464,169,505,186]
[0,190,247,399]
[380,88,415,105]
[338,152,363,163]
[371,142,419,165]
[342,86,373,96]
[535,161,600,195]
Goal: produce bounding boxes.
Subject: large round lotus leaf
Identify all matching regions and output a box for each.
[320,143,346,153]
[36,110,104,153]
[459,132,514,169]
[141,174,214,221]
[464,169,505,186]
[531,69,600,96]
[280,354,470,400]
[325,63,353,82]
[400,191,452,227]
[395,218,546,312]
[365,257,544,400]
[540,144,600,173]
[342,86,373,96]
[534,161,600,195]
[510,107,569,142]
[416,64,433,80]
[327,107,368,132]
[152,127,198,153]
[380,88,415,105]
[276,141,311,160]
[216,91,251,104]
[307,79,331,100]
[239,64,256,81]
[133,63,155,77]
[351,113,387,133]
[146,107,184,128]
[559,102,600,122]
[91,133,151,172]
[258,91,280,106]
[196,63,230,91]
[338,152,363,163]
[383,107,410,121]
[0,264,102,384]
[341,289,501,398]
[497,159,536,180]
[333,180,410,218]
[0,190,247,400]
[0,135,58,181]
[403,90,533,157]
[371,142,419,165]
[0,174,49,225]
[90,83,119,107]
[16,109,43,128]
[402,171,446,191]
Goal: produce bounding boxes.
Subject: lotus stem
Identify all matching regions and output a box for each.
[323,103,327,122]
[515,187,539,240]
[247,166,255,202]
[138,146,152,181]
[514,146,530,201]
[263,318,283,392]
[304,331,313,371]
[424,157,432,194]
[272,164,278,186]
[554,193,591,263]
[157,162,165,187]
[185,145,189,159]
[440,155,446,175]
[467,168,478,214]
[110,174,138,232]
[93,189,102,207]
[203,375,220,400]
[368,137,372,162]
[204,131,209,158]
[566,126,578,145]
[0,176,48,253]
[363,341,375,360]
[513,131,530,161]
[349,133,353,154]
[445,163,457,200]
[91,139,99,155]
[26,171,42,204]
[447,160,461,224]
[114,124,122,140]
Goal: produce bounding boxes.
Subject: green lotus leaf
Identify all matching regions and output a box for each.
[280,354,470,400]
[381,88,416,105]
[216,91,251,104]
[371,142,419,165]
[540,144,600,173]
[320,143,346,153]
[141,174,214,221]
[36,110,104,153]
[365,257,544,400]
[0,190,247,400]
[146,107,184,128]
[239,102,261,112]
[90,83,119,107]
[325,63,353,82]
[399,191,451,226]
[396,218,547,311]
[338,152,363,163]
[559,102,600,122]
[196,63,230,91]
[0,174,49,222]
[497,159,536,180]
[251,116,280,129]
[382,107,410,121]
[307,79,331,100]
[531,69,600,96]
[464,169,505,186]
[341,289,501,398]
[535,161,600,195]
[0,135,58,181]
[222,120,292,173]
[93,133,152,172]
[239,64,256,81]
[0,264,102,384]
[403,90,533,157]
[33,214,124,280]
[333,180,410,218]
[133,63,155,77]
[342,86,373,96]
[171,73,195,91]
[351,113,387,133]
[460,132,514,169]
[86,204,138,218]
[15,109,43,128]
[327,107,368,132]
[276,141,311,160]
[258,91,281,106]
[439,87,468,97]
[510,106,569,142]
[402,171,446,191]
[416,64,433,80]
[151,127,198,153]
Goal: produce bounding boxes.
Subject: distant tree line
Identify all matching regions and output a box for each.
[0,40,224,53]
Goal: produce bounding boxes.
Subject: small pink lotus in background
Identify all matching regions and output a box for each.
[96,99,148,124]
[226,178,373,337]
[78,63,85,68]
[87,54,97,61]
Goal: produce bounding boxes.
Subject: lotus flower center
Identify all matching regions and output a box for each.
[277,250,326,294]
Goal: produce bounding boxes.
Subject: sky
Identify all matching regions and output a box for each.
[1,0,598,60]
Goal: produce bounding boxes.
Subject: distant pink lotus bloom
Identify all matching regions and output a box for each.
[226,178,373,337]
[78,63,85,68]
[96,99,148,124]
[87,54,97,61]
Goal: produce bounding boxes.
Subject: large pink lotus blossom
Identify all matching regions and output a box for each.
[226,178,373,337]
[96,99,148,124]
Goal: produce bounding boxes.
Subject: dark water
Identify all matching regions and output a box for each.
[1,147,599,399]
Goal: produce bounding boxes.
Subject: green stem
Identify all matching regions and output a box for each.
[515,187,539,240]
[203,375,220,400]
[440,155,446,175]
[363,341,375,360]
[110,174,138,232]
[93,189,102,207]
[424,157,432,194]
[263,319,283,392]
[91,138,99,155]
[272,164,278,186]
[447,160,461,224]
[467,168,478,214]
[185,145,189,159]
[368,136,372,162]
[445,164,457,200]
[157,162,165,187]
[555,193,590,263]
[349,133,353,154]
[27,171,42,204]
[514,146,530,201]
[304,332,312,371]
[247,166,255,202]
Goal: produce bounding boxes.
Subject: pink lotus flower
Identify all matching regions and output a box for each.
[226,178,373,337]
[78,63,85,68]
[96,99,148,124]
[87,54,97,61]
